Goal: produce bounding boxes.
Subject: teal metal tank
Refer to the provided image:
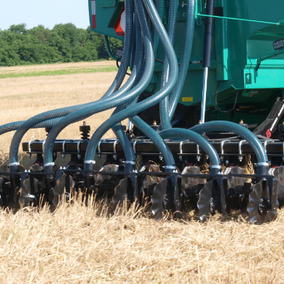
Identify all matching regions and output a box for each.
[89,0,284,125]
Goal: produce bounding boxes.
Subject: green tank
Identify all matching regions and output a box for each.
[90,0,284,128]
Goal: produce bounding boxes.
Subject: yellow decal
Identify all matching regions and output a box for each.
[182,97,193,102]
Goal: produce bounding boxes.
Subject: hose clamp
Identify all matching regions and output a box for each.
[125,160,136,165]
[44,162,55,167]
[256,162,269,167]
[210,165,222,170]
[164,165,176,170]
[9,162,20,167]
[85,160,96,165]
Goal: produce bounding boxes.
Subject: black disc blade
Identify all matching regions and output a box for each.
[113,177,129,207]
[19,177,39,207]
[52,174,75,206]
[197,180,213,222]
[274,166,284,208]
[0,177,4,206]
[247,181,263,224]
[247,180,273,225]
[265,178,278,223]
[0,164,10,180]
[151,178,168,220]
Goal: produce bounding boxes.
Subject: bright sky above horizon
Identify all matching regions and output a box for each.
[0,0,90,31]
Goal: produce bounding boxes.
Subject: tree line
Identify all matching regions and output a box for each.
[0,23,123,66]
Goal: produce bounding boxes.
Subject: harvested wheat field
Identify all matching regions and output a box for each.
[0,62,284,284]
[0,61,125,156]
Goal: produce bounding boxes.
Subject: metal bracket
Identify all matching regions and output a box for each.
[28,140,37,157]
[61,141,66,158]
[263,139,274,153]
[220,140,230,161]
[113,140,118,160]
[195,0,203,25]
[77,141,81,159]
[238,140,246,162]
[179,141,184,161]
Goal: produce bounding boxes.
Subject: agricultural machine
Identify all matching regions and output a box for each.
[1,0,284,224]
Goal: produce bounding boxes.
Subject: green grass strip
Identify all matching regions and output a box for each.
[0,66,118,79]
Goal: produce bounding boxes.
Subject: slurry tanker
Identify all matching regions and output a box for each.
[1,0,284,224]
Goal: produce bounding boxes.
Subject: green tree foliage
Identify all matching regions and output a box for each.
[0,23,123,66]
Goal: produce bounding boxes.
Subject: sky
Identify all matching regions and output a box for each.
[0,0,90,30]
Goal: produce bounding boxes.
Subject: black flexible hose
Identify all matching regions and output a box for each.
[214,82,239,113]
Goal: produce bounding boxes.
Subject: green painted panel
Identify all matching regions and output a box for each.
[89,0,284,112]
[88,0,124,40]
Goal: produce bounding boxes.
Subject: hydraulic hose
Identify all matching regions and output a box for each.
[100,0,134,99]
[168,0,195,120]
[84,0,178,168]
[152,0,164,55]
[110,14,176,170]
[110,0,138,169]
[131,115,175,168]
[159,128,221,175]
[0,118,61,136]
[113,2,178,171]
[119,1,176,167]
[129,17,137,71]
[9,0,134,168]
[110,16,145,170]
[159,0,179,130]
[190,121,268,175]
[43,0,155,168]
[104,35,119,61]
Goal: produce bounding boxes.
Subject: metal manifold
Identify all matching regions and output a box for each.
[0,124,282,225]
